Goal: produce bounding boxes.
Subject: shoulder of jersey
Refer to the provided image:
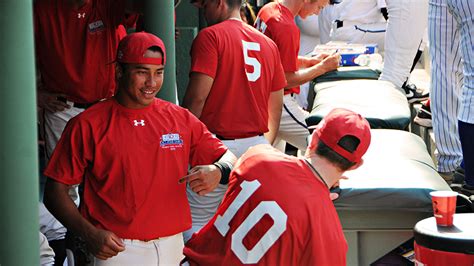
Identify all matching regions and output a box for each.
[240,144,285,164]
[155,98,194,116]
[74,99,113,119]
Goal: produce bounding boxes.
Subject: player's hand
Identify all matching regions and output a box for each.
[329,175,348,201]
[37,90,71,112]
[178,165,221,196]
[319,53,340,73]
[309,52,330,65]
[84,228,125,260]
[330,192,340,201]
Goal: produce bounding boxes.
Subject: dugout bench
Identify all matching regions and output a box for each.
[307,71,450,265]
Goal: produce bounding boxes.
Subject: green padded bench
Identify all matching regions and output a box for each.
[313,66,381,84]
[334,129,450,265]
[307,79,411,130]
[307,67,381,109]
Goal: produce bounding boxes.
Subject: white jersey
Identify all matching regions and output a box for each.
[336,0,386,24]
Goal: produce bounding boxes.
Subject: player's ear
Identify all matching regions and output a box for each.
[115,63,124,80]
[348,158,364,171]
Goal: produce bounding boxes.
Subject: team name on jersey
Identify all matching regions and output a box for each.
[88,20,105,33]
[160,133,184,150]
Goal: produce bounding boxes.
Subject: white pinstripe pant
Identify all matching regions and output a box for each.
[428,0,464,172]
[447,0,474,124]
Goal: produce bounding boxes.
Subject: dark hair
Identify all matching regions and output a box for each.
[240,2,257,25]
[315,135,360,171]
[147,45,164,55]
[116,45,164,72]
[227,0,243,8]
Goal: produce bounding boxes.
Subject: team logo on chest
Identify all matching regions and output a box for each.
[88,20,105,33]
[160,133,184,150]
[133,119,145,127]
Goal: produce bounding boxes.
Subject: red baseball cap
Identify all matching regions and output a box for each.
[116,32,166,65]
[309,108,371,163]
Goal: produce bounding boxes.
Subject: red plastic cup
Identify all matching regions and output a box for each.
[430,191,458,226]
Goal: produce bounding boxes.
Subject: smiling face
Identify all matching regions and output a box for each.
[298,0,329,19]
[116,49,164,109]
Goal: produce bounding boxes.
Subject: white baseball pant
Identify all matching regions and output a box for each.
[429,0,464,172]
[274,94,310,153]
[89,233,184,266]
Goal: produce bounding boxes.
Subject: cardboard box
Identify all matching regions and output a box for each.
[312,42,378,66]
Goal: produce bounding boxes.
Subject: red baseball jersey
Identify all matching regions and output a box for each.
[184,145,347,266]
[44,98,228,240]
[34,0,129,103]
[190,19,287,139]
[255,2,300,95]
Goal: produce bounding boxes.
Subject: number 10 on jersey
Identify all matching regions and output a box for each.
[214,180,288,264]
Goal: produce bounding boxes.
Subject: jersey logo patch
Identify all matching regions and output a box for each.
[133,119,145,127]
[77,13,86,19]
[160,133,183,150]
[88,20,105,33]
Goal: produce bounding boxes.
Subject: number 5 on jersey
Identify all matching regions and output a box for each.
[242,41,261,82]
[214,180,288,264]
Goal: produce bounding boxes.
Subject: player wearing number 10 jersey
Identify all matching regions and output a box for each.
[184,108,372,265]
[182,0,287,242]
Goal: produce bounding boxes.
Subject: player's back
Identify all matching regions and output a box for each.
[184,145,347,265]
[190,20,286,139]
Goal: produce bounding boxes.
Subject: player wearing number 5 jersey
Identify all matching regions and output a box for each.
[184,108,371,265]
[182,0,287,242]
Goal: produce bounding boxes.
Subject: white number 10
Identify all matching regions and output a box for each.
[214,180,287,264]
[242,41,261,82]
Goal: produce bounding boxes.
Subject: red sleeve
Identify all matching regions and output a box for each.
[105,0,127,27]
[190,29,218,79]
[188,112,227,166]
[43,117,93,185]
[270,24,299,73]
[271,44,288,91]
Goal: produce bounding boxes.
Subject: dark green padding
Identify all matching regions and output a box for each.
[306,79,411,129]
[307,67,381,109]
[313,66,380,84]
[334,129,450,212]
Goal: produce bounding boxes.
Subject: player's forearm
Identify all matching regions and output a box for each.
[217,150,237,166]
[285,63,330,88]
[264,89,283,144]
[43,178,97,239]
[298,56,321,69]
[182,98,205,118]
[182,73,214,118]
